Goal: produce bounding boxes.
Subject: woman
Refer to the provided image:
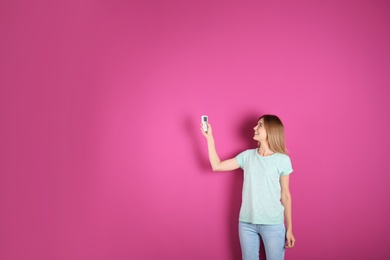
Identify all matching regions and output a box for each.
[200,114,295,260]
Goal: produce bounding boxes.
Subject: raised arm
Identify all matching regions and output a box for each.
[200,122,240,171]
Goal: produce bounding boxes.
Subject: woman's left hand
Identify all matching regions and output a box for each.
[285,230,295,248]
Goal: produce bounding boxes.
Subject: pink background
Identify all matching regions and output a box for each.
[1,1,390,259]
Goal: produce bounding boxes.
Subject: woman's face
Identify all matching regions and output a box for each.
[253,118,267,142]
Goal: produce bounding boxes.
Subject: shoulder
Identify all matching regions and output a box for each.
[247,148,258,154]
[236,149,257,166]
[273,153,291,161]
[238,148,257,157]
[274,152,290,158]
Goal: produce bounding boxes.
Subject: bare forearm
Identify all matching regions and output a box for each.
[282,196,292,231]
[206,137,222,170]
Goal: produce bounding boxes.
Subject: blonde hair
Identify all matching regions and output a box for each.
[259,114,287,154]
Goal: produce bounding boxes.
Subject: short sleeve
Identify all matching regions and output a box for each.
[279,155,293,176]
[235,150,248,169]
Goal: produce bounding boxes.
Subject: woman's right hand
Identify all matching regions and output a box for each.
[200,122,213,139]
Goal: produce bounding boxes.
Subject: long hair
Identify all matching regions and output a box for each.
[259,114,287,154]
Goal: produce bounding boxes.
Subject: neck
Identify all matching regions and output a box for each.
[258,143,274,156]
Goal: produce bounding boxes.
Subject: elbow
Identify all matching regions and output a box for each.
[281,192,291,202]
[211,166,219,171]
[211,164,221,171]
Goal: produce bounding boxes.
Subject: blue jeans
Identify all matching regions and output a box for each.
[239,221,286,260]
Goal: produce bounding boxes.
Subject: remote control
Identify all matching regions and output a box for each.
[201,115,208,132]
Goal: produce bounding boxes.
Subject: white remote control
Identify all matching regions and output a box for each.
[201,115,208,132]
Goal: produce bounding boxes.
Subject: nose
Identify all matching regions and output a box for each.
[253,125,257,131]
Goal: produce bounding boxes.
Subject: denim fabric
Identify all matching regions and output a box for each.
[239,221,286,260]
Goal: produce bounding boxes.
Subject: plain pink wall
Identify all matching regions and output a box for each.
[1,1,389,259]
